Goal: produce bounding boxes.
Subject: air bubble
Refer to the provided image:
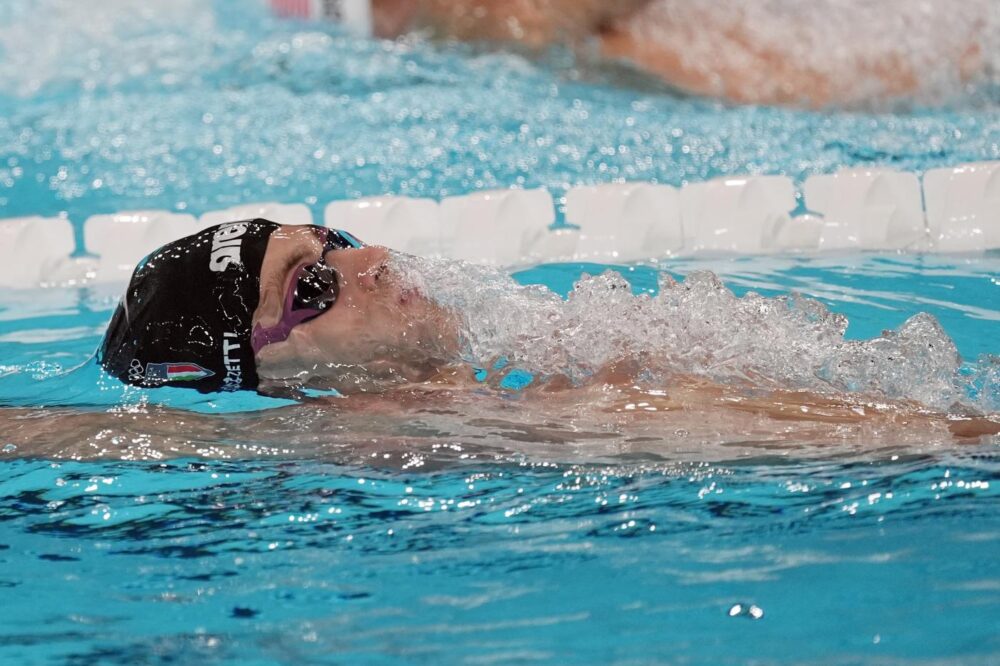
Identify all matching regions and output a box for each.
[392,253,991,412]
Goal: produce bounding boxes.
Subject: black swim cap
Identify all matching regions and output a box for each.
[98,219,280,393]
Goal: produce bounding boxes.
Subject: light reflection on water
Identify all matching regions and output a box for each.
[1,0,999,661]
[0,454,997,663]
[0,254,997,662]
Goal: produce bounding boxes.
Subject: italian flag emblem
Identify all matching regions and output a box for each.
[146,362,215,383]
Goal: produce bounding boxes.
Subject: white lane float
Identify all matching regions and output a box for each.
[804,168,925,251]
[768,214,825,252]
[200,202,312,228]
[0,216,78,288]
[440,188,556,265]
[83,210,199,283]
[325,196,444,257]
[566,183,682,262]
[923,162,1000,252]
[680,176,798,253]
[525,227,580,264]
[3,160,999,288]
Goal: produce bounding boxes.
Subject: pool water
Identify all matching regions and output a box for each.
[1,1,999,664]
[2,254,998,664]
[0,452,997,664]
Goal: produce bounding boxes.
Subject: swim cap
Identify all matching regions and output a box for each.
[98,219,280,393]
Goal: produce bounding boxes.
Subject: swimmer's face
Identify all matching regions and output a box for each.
[251,225,458,391]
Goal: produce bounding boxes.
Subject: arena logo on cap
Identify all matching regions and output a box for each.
[145,362,215,383]
[209,222,249,272]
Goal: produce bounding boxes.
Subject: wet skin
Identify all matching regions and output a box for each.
[4,369,998,462]
[251,225,460,393]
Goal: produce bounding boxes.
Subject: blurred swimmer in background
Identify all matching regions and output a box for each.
[283,0,994,108]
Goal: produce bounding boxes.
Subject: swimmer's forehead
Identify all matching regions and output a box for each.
[258,224,363,278]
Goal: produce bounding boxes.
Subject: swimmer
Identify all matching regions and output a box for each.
[83,219,999,451]
[1,218,997,462]
[352,0,990,108]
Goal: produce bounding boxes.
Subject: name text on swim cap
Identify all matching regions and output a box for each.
[222,332,242,390]
[209,222,249,272]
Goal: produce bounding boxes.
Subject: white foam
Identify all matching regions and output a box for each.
[0,216,77,288]
[199,202,312,229]
[325,196,444,257]
[804,168,925,250]
[393,253,988,412]
[441,188,555,265]
[567,183,682,262]
[84,210,198,283]
[679,176,796,253]
[923,162,1000,252]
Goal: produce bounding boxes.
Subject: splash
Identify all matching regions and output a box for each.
[394,253,996,413]
[2,0,999,224]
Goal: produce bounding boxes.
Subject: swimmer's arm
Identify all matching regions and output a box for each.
[380,0,653,48]
[598,2,984,108]
[0,405,240,459]
[665,380,1000,442]
[0,404,342,459]
[0,391,467,460]
[527,366,1000,443]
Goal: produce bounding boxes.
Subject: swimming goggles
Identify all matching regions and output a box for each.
[251,227,363,354]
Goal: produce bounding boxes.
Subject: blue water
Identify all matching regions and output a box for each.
[2,254,998,664]
[1,1,999,664]
[1,454,998,664]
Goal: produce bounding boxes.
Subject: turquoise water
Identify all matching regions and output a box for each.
[2,255,998,664]
[0,453,997,664]
[1,1,999,664]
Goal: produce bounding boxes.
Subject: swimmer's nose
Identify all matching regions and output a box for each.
[358,261,388,291]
